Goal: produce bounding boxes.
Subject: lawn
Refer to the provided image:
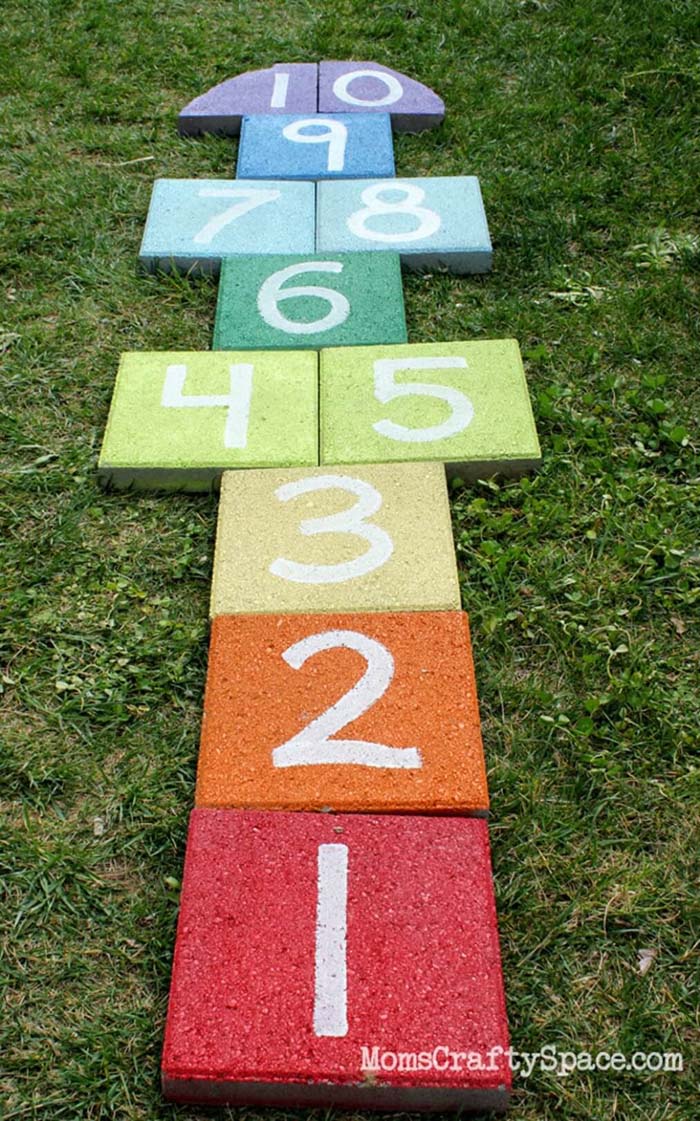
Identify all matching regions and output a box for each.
[1,1,698,1118]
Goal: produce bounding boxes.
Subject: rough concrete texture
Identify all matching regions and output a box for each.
[138,178,315,276]
[97,351,318,490]
[236,113,394,180]
[178,63,318,136]
[210,462,461,618]
[320,339,541,477]
[196,610,488,814]
[214,252,407,351]
[162,808,510,1110]
[318,61,444,132]
[316,176,492,273]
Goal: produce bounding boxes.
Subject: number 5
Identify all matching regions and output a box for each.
[373,357,474,443]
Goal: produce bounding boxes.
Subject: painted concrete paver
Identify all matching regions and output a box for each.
[316,176,492,273]
[214,252,407,350]
[320,339,541,477]
[162,808,511,1110]
[210,462,461,618]
[236,113,395,180]
[318,61,444,132]
[98,351,318,490]
[196,610,488,814]
[139,178,315,275]
[178,63,318,136]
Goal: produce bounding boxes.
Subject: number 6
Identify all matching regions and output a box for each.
[257,261,350,335]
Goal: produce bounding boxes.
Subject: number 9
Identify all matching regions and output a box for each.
[282,117,348,173]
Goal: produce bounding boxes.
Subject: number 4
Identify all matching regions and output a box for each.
[161,363,253,448]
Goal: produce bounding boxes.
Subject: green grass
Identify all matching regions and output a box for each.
[1,0,699,1118]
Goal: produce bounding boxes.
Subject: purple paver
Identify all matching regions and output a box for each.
[178,63,318,137]
[318,61,444,132]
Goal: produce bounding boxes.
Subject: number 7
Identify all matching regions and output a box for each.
[193,187,281,245]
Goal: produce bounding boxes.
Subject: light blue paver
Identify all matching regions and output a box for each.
[316,176,492,273]
[139,178,316,276]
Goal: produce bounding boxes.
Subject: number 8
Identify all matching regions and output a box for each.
[347,182,441,243]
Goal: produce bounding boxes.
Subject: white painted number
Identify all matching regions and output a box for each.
[273,630,422,769]
[373,357,474,442]
[269,475,393,585]
[332,68,403,107]
[161,363,253,448]
[282,117,348,172]
[347,182,441,243]
[193,187,281,245]
[270,71,289,108]
[257,261,349,335]
[314,843,348,1037]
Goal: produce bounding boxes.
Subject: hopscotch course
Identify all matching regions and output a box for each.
[98,61,543,1111]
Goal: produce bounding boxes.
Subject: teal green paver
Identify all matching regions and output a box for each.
[320,340,541,478]
[214,252,407,351]
[98,351,318,491]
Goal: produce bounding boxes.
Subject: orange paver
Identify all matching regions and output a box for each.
[196,610,489,814]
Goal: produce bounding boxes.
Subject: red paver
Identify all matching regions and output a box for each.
[162,809,511,1111]
[196,610,488,814]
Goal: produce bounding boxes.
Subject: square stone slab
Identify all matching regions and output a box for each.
[210,462,460,617]
[236,113,395,180]
[196,610,488,814]
[214,252,407,350]
[316,176,492,273]
[98,351,318,491]
[162,808,511,1110]
[320,339,541,478]
[139,178,315,276]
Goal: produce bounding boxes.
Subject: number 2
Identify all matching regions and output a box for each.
[273,630,423,769]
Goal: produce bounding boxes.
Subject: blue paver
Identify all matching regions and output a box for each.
[236,113,394,180]
[139,178,316,276]
[316,176,492,274]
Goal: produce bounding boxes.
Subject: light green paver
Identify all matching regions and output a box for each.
[98,351,318,491]
[213,252,408,351]
[320,339,542,478]
[210,462,461,617]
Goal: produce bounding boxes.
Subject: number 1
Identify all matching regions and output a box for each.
[314,843,348,1037]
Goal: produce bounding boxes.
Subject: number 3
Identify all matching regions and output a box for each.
[269,475,393,585]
